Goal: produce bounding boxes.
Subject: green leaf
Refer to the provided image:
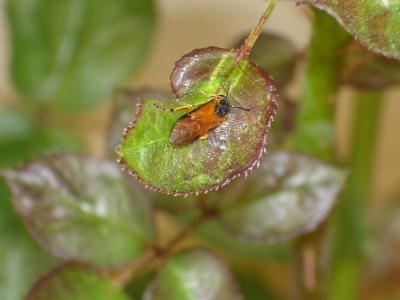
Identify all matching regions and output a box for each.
[124,268,156,299]
[342,41,400,90]
[218,151,346,243]
[234,270,281,300]
[0,178,55,300]
[298,0,400,60]
[118,47,278,196]
[233,32,299,89]
[0,107,35,166]
[26,263,130,300]
[2,154,155,267]
[144,249,242,300]
[0,105,84,167]
[7,0,156,111]
[107,89,169,159]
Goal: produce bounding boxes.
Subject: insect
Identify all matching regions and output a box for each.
[169,94,250,146]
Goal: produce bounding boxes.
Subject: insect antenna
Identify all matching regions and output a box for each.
[231,105,250,112]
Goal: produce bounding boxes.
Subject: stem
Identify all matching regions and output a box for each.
[294,9,350,161]
[331,91,383,300]
[108,200,218,285]
[291,9,350,300]
[238,0,277,59]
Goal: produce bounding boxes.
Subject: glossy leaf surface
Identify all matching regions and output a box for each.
[118,47,278,196]
[26,263,129,300]
[219,151,346,243]
[144,250,242,300]
[7,0,155,110]
[107,89,169,158]
[298,0,400,59]
[2,154,155,267]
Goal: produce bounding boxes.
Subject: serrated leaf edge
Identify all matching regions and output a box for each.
[117,47,278,196]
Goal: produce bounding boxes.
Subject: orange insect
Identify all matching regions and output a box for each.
[169,94,250,146]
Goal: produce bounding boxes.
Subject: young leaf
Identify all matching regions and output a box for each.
[2,154,155,267]
[107,89,169,159]
[0,178,56,300]
[143,249,242,300]
[6,0,155,111]
[26,263,129,300]
[218,151,346,243]
[117,47,278,196]
[297,0,400,60]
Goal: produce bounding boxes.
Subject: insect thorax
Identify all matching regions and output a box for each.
[215,95,231,117]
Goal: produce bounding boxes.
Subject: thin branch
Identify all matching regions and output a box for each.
[237,0,277,59]
[109,199,219,286]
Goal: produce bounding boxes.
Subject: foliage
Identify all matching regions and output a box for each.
[7,0,156,111]
[1,0,399,299]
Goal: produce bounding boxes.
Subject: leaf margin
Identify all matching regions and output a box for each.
[116,47,278,196]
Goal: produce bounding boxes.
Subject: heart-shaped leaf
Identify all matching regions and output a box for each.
[6,0,155,110]
[341,41,400,90]
[26,263,130,300]
[297,0,400,60]
[143,249,242,300]
[2,154,155,267]
[0,178,56,300]
[117,47,278,196]
[218,151,346,243]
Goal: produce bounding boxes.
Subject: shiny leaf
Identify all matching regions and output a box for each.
[219,151,346,243]
[2,154,155,267]
[26,263,129,300]
[118,47,278,196]
[7,0,156,110]
[107,89,169,159]
[144,249,242,300]
[298,0,400,59]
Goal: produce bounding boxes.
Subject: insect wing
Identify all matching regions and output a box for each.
[170,100,222,145]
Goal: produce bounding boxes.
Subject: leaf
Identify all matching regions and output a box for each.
[297,0,400,60]
[0,106,35,166]
[233,32,299,89]
[2,154,155,267]
[218,151,346,243]
[124,268,157,299]
[118,47,278,196]
[0,178,56,300]
[234,270,281,300]
[0,106,84,167]
[143,249,242,300]
[26,262,130,300]
[341,41,400,90]
[7,0,156,111]
[107,89,169,159]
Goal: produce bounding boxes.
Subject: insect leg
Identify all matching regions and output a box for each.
[170,104,194,112]
[199,133,209,140]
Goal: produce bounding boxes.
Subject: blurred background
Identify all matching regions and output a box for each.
[1,0,400,299]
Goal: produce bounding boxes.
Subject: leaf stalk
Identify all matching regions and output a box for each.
[238,0,277,59]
